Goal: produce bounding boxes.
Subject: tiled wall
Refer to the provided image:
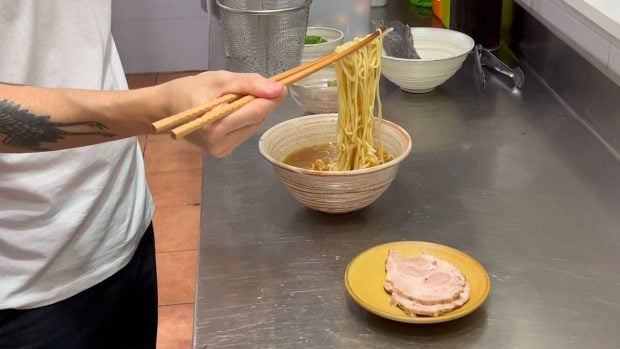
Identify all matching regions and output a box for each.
[515,0,620,85]
[111,0,210,74]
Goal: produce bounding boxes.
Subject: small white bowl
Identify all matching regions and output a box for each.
[381,27,475,93]
[290,66,339,114]
[301,27,345,63]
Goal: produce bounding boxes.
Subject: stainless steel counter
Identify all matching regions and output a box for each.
[195,2,620,348]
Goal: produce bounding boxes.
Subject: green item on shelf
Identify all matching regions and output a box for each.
[441,0,451,28]
[305,35,327,44]
[412,5,433,16]
[409,0,433,7]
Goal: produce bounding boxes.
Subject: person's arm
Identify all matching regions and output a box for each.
[0,71,286,155]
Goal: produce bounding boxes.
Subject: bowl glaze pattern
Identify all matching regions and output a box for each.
[259,114,412,214]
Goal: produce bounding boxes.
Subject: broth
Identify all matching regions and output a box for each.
[283,143,339,171]
[283,143,392,171]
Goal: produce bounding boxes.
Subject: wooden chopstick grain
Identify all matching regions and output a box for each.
[151,93,240,133]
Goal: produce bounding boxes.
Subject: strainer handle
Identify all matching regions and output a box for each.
[216,0,313,15]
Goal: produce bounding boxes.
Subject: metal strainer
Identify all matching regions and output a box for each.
[217,0,313,77]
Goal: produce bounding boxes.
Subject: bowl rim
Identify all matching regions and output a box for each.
[304,27,345,48]
[381,27,475,63]
[259,113,412,176]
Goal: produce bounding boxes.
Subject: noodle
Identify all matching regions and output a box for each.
[332,30,389,171]
[284,30,392,172]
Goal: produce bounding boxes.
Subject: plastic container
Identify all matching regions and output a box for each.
[431,0,451,28]
[433,0,442,20]
[441,0,451,28]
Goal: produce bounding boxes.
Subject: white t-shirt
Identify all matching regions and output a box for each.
[0,0,155,309]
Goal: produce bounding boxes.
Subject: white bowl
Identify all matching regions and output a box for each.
[290,66,339,113]
[302,27,344,63]
[259,114,412,214]
[381,27,475,93]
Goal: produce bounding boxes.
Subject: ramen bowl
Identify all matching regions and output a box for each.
[290,65,339,113]
[259,113,412,214]
[381,27,474,93]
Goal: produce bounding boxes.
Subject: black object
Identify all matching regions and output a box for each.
[450,0,503,51]
[376,20,421,59]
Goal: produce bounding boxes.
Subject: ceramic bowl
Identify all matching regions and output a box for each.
[259,113,412,214]
[301,27,345,63]
[381,27,474,93]
[290,65,339,113]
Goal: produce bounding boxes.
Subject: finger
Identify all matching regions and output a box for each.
[212,121,265,158]
[181,94,284,152]
[206,92,286,137]
[221,72,286,99]
[184,121,264,158]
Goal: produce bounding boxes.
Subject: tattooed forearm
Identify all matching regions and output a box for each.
[0,99,116,151]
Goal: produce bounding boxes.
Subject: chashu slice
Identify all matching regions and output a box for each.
[384,250,469,311]
[390,283,470,317]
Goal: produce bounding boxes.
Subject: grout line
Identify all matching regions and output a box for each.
[608,40,613,67]
[156,249,199,255]
[157,302,196,307]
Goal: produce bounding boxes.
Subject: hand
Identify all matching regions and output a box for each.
[159,70,287,157]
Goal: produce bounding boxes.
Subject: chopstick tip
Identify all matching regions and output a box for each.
[378,25,394,36]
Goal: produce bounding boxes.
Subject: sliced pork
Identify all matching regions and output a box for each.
[384,249,470,317]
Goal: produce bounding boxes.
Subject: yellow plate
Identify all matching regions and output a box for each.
[344,241,491,324]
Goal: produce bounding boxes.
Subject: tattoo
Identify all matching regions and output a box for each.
[0,99,116,151]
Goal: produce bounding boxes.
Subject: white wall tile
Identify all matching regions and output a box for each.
[112,18,210,73]
[555,0,613,41]
[563,0,620,40]
[609,42,620,80]
[538,0,611,66]
[112,0,206,21]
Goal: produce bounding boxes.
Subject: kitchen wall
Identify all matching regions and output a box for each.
[515,0,620,85]
[111,0,210,74]
[307,0,372,40]
[112,0,375,73]
[111,0,620,84]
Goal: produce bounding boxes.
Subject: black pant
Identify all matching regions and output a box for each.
[0,224,158,349]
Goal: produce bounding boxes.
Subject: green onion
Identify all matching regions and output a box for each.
[305,35,328,44]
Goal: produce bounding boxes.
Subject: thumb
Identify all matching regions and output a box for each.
[226,73,286,99]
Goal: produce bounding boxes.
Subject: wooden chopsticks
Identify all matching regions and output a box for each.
[152,28,386,139]
[150,56,335,135]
